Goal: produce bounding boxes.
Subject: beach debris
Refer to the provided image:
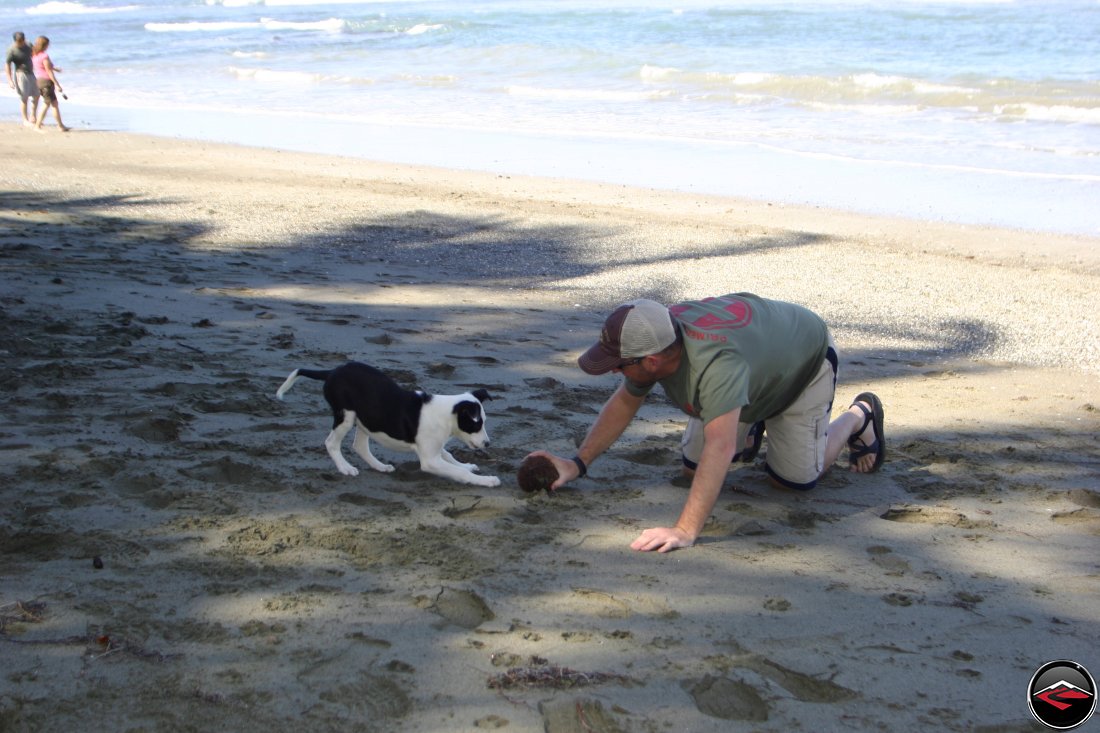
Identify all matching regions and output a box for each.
[0,622,180,664]
[93,555,104,569]
[83,632,181,663]
[0,600,47,632]
[488,657,632,691]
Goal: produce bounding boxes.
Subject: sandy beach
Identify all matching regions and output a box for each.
[1,124,1098,732]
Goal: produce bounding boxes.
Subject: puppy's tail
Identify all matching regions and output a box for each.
[275,368,331,400]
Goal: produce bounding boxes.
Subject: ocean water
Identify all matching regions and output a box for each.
[4,0,1099,235]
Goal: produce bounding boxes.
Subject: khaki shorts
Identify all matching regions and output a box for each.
[680,337,838,490]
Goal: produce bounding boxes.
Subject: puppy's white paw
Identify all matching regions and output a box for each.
[458,462,479,472]
[375,463,395,473]
[337,463,359,477]
[475,475,501,488]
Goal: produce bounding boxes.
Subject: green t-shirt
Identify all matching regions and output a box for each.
[6,44,32,74]
[625,293,829,425]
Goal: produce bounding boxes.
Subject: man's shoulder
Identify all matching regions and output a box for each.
[671,296,758,350]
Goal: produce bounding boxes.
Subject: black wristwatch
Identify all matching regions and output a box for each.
[571,455,587,478]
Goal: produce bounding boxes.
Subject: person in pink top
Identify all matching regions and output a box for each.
[31,35,68,131]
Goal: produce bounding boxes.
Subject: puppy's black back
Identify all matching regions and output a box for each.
[323,362,428,443]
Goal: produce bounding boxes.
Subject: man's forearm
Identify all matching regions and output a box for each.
[674,410,741,540]
[674,441,735,540]
[577,385,644,465]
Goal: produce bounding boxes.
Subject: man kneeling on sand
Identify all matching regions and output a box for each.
[527,293,885,553]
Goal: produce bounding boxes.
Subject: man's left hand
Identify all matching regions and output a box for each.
[630,526,693,553]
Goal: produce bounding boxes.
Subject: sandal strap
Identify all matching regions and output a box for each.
[849,442,879,460]
[848,401,873,447]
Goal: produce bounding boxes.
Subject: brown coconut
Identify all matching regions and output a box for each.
[517,454,559,493]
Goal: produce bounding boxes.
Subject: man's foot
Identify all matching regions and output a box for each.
[59,125,71,132]
[737,421,765,463]
[848,392,885,473]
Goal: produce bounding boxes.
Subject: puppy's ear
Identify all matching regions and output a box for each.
[472,388,493,403]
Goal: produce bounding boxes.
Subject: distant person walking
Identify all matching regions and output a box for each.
[32,35,68,131]
[5,31,39,125]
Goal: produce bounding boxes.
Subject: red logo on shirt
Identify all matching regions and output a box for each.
[671,298,752,332]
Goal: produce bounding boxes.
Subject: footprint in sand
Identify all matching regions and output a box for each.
[729,655,857,703]
[524,376,563,391]
[880,504,994,529]
[426,362,456,377]
[316,674,411,721]
[882,592,915,607]
[538,699,625,733]
[1065,489,1100,508]
[223,518,310,557]
[684,675,769,721]
[430,587,494,629]
[552,387,607,415]
[763,597,791,612]
[304,316,356,325]
[867,545,911,575]
[124,414,188,444]
[441,497,510,521]
[269,331,295,349]
[622,446,673,466]
[733,520,773,536]
[444,354,500,365]
[336,493,410,516]
[0,527,148,563]
[474,714,510,729]
[179,456,282,490]
[1050,507,1100,535]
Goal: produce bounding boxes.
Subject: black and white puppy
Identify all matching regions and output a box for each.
[276,361,499,487]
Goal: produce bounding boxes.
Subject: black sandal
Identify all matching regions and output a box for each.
[848,392,885,472]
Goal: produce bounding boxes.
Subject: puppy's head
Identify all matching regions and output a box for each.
[452,390,493,449]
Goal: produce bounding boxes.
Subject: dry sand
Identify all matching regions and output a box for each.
[1,123,1099,732]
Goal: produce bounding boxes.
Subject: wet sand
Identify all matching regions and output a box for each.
[1,125,1098,732]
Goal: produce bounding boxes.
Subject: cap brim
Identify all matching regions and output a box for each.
[578,342,620,375]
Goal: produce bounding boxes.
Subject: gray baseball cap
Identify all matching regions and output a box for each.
[578,299,678,375]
